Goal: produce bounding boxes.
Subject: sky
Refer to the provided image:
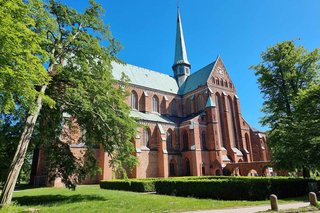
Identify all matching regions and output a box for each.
[61,0,320,131]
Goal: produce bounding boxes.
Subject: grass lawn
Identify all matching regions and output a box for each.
[1,185,307,213]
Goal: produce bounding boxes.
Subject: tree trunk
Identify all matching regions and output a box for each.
[0,85,47,207]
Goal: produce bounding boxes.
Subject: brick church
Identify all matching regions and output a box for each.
[31,9,271,186]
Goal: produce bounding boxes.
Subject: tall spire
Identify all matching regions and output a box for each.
[173,8,190,67]
[172,8,191,87]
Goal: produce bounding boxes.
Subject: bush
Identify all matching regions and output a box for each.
[100,179,155,192]
[154,177,311,200]
[100,176,314,200]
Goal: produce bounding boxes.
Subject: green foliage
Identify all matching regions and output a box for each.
[0,0,51,116]
[27,0,138,187]
[155,177,311,200]
[251,40,320,174]
[100,176,316,200]
[283,83,320,171]
[100,179,156,192]
[1,0,138,191]
[294,83,320,148]
[0,116,33,185]
[251,40,319,127]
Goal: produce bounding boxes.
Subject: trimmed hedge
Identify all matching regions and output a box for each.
[154,177,311,200]
[101,176,318,200]
[100,179,155,192]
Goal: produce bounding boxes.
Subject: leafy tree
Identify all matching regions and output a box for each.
[0,0,138,206]
[251,40,320,177]
[293,84,320,170]
[0,0,50,205]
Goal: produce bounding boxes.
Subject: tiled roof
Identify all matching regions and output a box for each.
[112,61,179,94]
[112,59,217,96]
[130,110,175,124]
[179,60,216,95]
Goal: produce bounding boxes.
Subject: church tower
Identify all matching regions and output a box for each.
[172,8,191,87]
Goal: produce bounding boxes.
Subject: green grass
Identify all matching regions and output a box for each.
[0,185,308,213]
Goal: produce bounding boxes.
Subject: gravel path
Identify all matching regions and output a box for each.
[183,201,310,213]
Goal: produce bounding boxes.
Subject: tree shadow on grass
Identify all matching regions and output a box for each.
[13,194,107,206]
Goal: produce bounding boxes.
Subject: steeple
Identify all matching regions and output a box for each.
[172,8,191,87]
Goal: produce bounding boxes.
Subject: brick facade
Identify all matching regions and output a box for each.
[109,57,271,179]
[30,10,273,186]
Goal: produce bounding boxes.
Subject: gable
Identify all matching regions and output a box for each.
[208,56,235,90]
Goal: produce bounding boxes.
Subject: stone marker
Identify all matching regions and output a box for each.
[270,194,279,212]
[309,192,318,206]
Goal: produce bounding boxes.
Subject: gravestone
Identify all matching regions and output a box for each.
[309,192,318,206]
[270,194,279,212]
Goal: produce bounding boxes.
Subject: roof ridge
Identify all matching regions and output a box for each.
[189,60,216,77]
[119,62,175,79]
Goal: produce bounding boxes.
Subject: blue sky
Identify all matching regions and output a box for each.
[62,0,320,131]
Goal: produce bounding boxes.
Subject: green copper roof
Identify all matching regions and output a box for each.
[206,96,215,108]
[112,59,218,96]
[112,61,179,94]
[179,60,216,95]
[130,110,175,124]
[173,9,190,67]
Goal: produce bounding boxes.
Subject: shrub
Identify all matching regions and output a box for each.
[101,176,314,200]
[100,179,155,192]
[154,177,311,200]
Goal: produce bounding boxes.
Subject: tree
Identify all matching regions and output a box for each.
[0,0,138,206]
[293,84,320,170]
[0,0,51,206]
[251,40,320,176]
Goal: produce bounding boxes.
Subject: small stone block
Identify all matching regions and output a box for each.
[270,194,279,212]
[309,192,318,206]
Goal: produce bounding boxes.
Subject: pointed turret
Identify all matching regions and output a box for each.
[172,8,191,87]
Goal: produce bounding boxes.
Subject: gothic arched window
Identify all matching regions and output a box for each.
[142,128,150,148]
[215,94,226,148]
[186,98,192,114]
[167,129,173,150]
[201,131,206,150]
[131,91,138,110]
[227,97,237,148]
[182,131,188,151]
[153,96,159,113]
[171,99,177,115]
[197,95,204,111]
